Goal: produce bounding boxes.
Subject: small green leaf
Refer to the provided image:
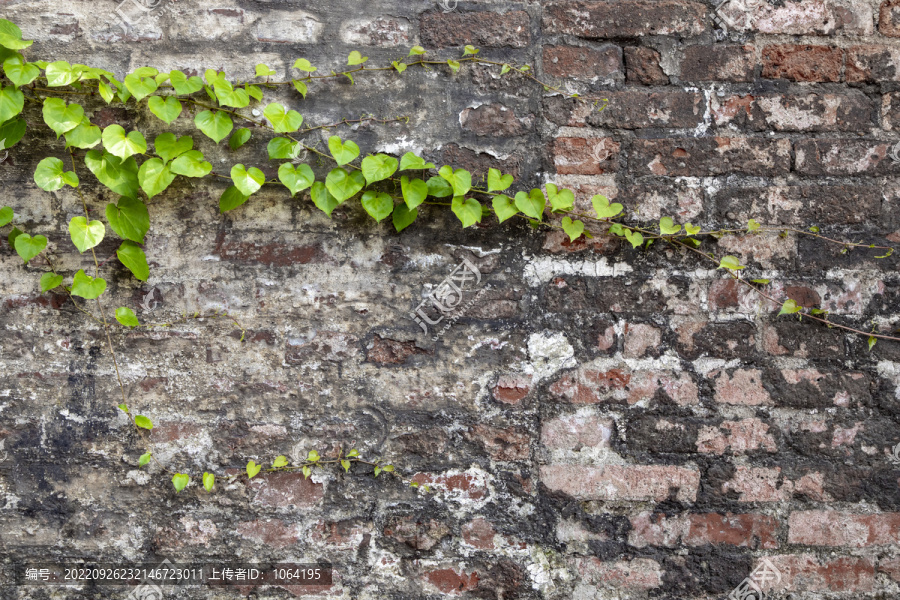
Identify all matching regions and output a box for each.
[44,61,81,87]
[752,278,771,285]
[0,206,12,228]
[194,110,233,143]
[487,168,514,193]
[102,125,147,160]
[14,233,47,264]
[123,72,158,101]
[255,63,276,77]
[293,58,316,72]
[40,272,63,292]
[230,164,266,196]
[272,455,289,468]
[117,241,149,281]
[591,194,623,219]
[0,19,33,50]
[139,452,152,467]
[778,299,803,316]
[268,137,302,160]
[134,415,153,429]
[546,183,574,212]
[70,269,106,299]
[246,460,262,479]
[463,45,479,56]
[426,176,453,198]
[169,70,204,95]
[561,217,585,242]
[328,136,360,166]
[624,229,644,249]
[219,185,249,212]
[138,158,175,198]
[660,217,681,235]
[392,61,407,73]
[307,450,320,462]
[325,168,365,202]
[438,165,472,196]
[0,117,26,149]
[115,306,139,327]
[514,189,546,220]
[374,466,382,477]
[341,459,351,472]
[278,163,315,197]
[400,176,428,209]
[399,152,435,171]
[447,59,460,73]
[347,51,368,66]
[170,150,212,178]
[868,336,877,351]
[361,191,394,223]
[263,102,303,133]
[106,196,149,243]
[302,465,311,479]
[64,119,101,149]
[718,255,745,271]
[172,473,189,492]
[492,194,518,223]
[292,80,308,98]
[747,218,761,233]
[500,64,511,75]
[310,182,339,216]
[147,95,182,124]
[392,202,418,232]
[229,128,251,151]
[809,226,820,233]
[684,223,701,236]
[408,46,426,56]
[361,153,399,186]
[203,472,215,492]
[68,216,105,253]
[153,133,192,163]
[382,465,394,473]
[34,157,78,191]
[246,84,263,101]
[451,196,482,228]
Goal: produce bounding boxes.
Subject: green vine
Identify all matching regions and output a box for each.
[0,18,896,493]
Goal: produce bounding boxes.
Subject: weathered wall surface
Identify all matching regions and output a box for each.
[1,0,900,598]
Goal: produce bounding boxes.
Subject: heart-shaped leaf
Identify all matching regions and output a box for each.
[660,216,681,235]
[64,119,101,149]
[426,176,453,198]
[347,51,368,65]
[492,194,518,223]
[328,136,360,166]
[42,98,84,137]
[68,216,105,253]
[401,176,428,209]
[0,206,12,227]
[44,61,81,87]
[138,452,151,466]
[102,124,147,160]
[2,54,39,86]
[438,165,472,196]
[170,150,212,178]
[452,196,483,228]
[591,194,623,219]
[408,45,426,56]
[267,137,302,160]
[230,164,265,196]
[0,85,23,124]
[34,157,79,191]
[85,150,139,198]
[229,128,251,151]
[106,196,149,243]
[718,255,745,271]
[170,70,204,95]
[624,229,644,249]
[134,414,153,429]
[70,269,106,299]
[219,185,249,212]
[392,61,407,73]
[546,183,575,212]
[278,163,314,197]
[0,19,33,50]
[154,133,193,162]
[117,240,149,281]
[263,102,303,133]
[514,188,545,220]
[293,58,316,72]
[214,80,249,110]
[194,110,233,143]
[399,152,435,171]
[487,168,514,193]
[292,80,307,98]
[147,95,182,124]
[124,72,158,101]
[246,460,262,479]
[684,223,701,236]
[325,168,365,202]
[310,181,339,216]
[778,298,803,316]
[115,306,139,327]
[40,272,63,292]
[14,233,47,263]
[561,216,585,242]
[392,203,417,232]
[202,472,215,492]
[272,455,289,468]
[171,473,189,492]
[361,153,399,186]
[255,63,276,77]
[138,158,175,198]
[747,218,761,233]
[0,117,26,149]
[361,191,393,222]
[447,59,460,73]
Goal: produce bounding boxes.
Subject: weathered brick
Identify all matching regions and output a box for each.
[675,321,757,360]
[788,511,900,547]
[460,104,534,137]
[763,554,875,593]
[544,1,707,37]
[717,0,873,35]
[794,139,897,175]
[469,424,530,461]
[249,472,324,508]
[235,520,300,548]
[696,418,777,454]
[540,464,700,501]
[714,184,881,226]
[623,323,661,358]
[541,412,613,451]
[572,557,663,590]
[423,568,480,594]
[712,369,772,406]
[552,137,619,175]
[847,45,900,82]
[543,44,623,81]
[587,91,704,129]
[684,513,779,549]
[384,517,449,551]
[340,16,409,47]
[549,367,698,405]
[630,138,792,177]
[880,0,900,36]
[723,466,832,502]
[462,518,496,550]
[624,46,668,85]
[711,92,873,132]
[681,45,755,82]
[255,12,323,43]
[492,374,531,405]
[762,44,842,82]
[420,10,530,48]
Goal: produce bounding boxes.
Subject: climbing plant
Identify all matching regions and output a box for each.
[0,19,897,492]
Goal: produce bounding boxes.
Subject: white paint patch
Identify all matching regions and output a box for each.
[527,331,575,384]
[523,255,633,286]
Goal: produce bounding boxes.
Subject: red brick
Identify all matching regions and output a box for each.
[847,45,900,83]
[713,369,773,406]
[420,11,530,48]
[411,470,488,501]
[624,46,668,85]
[214,234,328,266]
[235,520,300,549]
[628,512,687,548]
[365,334,425,364]
[384,517,449,551]
[722,467,832,502]
[249,472,324,507]
[631,138,792,177]
[573,557,663,589]
[685,513,779,549]
[492,374,531,404]
[312,519,372,550]
[469,424,530,461]
[880,0,900,36]
[711,92,874,132]
[623,323,661,358]
[552,137,619,175]
[543,44,623,80]
[761,44,842,82]
[540,464,700,501]
[681,45,755,82]
[424,568,479,594]
[541,413,612,451]
[787,511,900,547]
[462,518,496,550]
[544,1,707,37]
[763,554,875,593]
[696,418,777,454]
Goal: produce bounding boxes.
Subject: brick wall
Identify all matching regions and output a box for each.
[1,0,900,598]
